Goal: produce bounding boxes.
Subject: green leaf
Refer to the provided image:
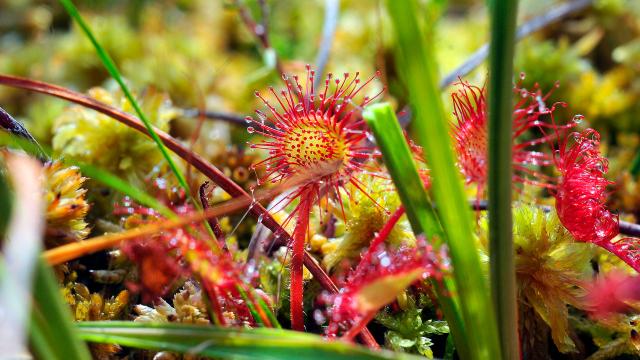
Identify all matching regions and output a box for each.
[384,0,501,358]
[58,0,191,196]
[76,321,424,360]
[487,0,520,358]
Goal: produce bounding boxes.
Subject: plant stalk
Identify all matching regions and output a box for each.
[487,0,521,357]
[290,189,314,331]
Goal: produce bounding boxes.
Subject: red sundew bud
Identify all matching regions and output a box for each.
[550,128,640,271]
[553,129,619,244]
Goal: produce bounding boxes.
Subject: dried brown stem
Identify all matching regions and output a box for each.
[199,182,227,245]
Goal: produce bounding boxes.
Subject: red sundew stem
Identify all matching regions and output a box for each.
[337,206,405,345]
[359,206,406,268]
[199,182,227,248]
[201,280,228,326]
[600,240,640,273]
[0,75,378,347]
[290,189,314,331]
[342,310,379,344]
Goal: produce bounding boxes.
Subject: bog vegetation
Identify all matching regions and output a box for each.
[1,0,640,359]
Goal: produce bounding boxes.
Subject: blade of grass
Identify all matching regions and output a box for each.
[76,163,174,218]
[75,321,420,360]
[2,252,92,359]
[0,154,44,357]
[363,103,469,359]
[29,307,61,360]
[33,258,92,359]
[385,1,501,359]
[0,166,11,238]
[58,0,189,196]
[487,0,520,357]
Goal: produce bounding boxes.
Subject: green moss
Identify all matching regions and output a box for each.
[52,85,178,188]
[479,205,594,353]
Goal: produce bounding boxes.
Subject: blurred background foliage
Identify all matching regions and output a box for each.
[1,0,639,148]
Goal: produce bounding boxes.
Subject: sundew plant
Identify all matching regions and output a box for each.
[2,0,640,359]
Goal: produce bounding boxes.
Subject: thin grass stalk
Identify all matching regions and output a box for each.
[385,0,501,358]
[363,103,469,359]
[487,0,521,357]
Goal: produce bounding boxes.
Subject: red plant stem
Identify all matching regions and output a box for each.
[199,182,227,245]
[202,281,228,326]
[335,206,406,345]
[359,206,406,267]
[290,189,313,331]
[0,75,377,346]
[600,241,640,273]
[342,310,378,343]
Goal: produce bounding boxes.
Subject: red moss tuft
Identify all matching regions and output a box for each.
[116,188,266,326]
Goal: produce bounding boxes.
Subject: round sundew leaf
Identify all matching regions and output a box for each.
[354,268,424,314]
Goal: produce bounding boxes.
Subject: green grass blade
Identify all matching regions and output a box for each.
[29,308,61,360]
[0,132,174,218]
[363,105,442,237]
[363,103,469,359]
[76,321,423,360]
[385,1,501,359]
[487,0,520,358]
[76,164,174,218]
[0,170,11,239]
[59,0,190,195]
[630,150,640,177]
[33,258,92,359]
